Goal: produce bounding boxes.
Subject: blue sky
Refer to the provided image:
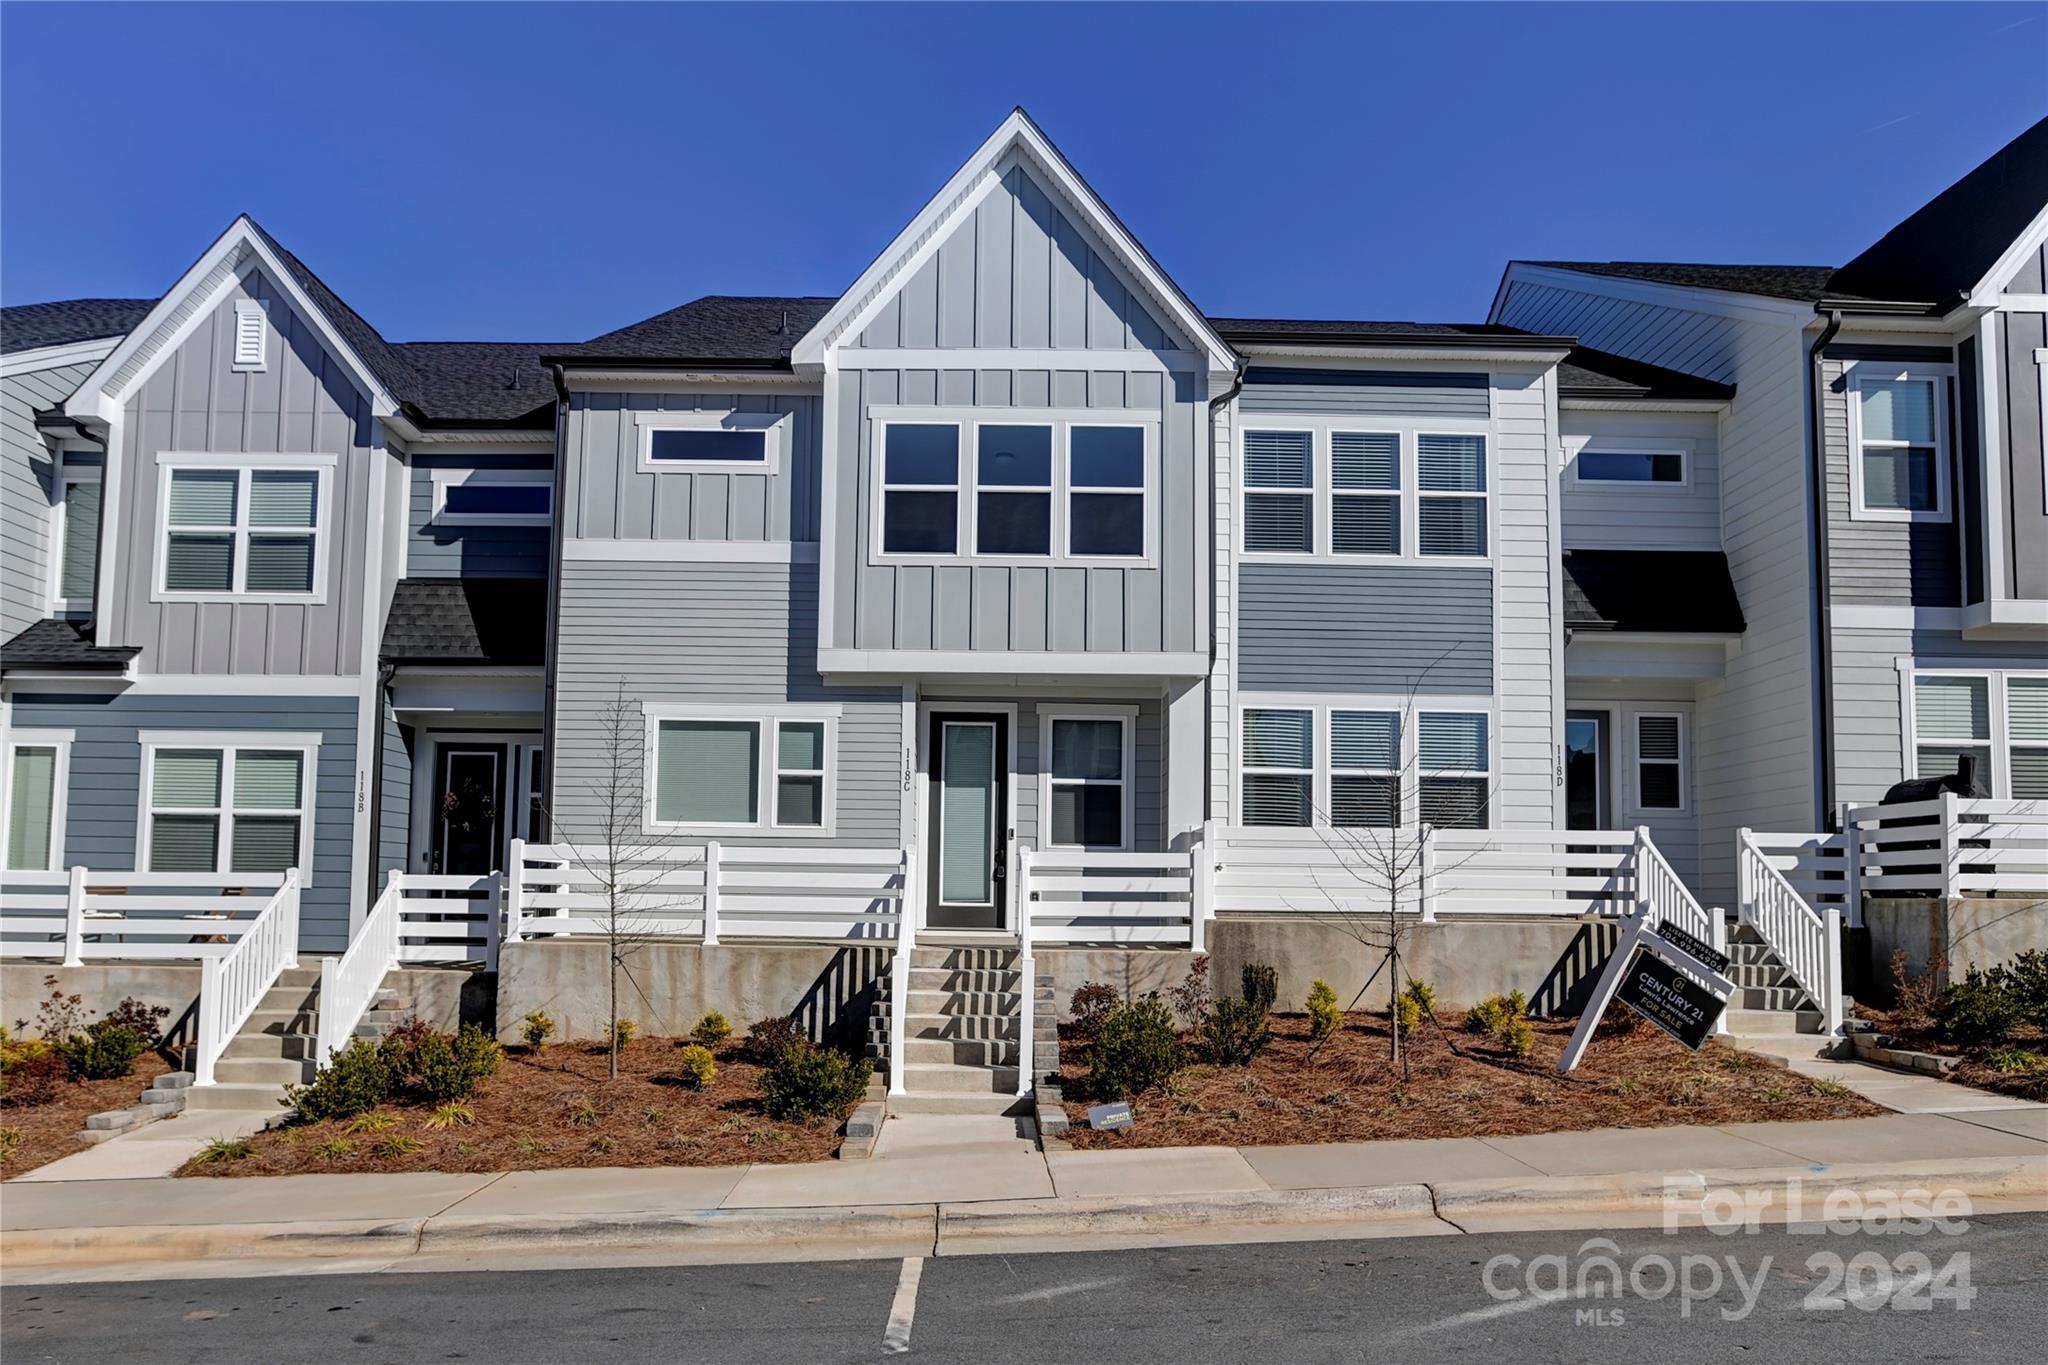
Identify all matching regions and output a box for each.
[3,2,2042,341]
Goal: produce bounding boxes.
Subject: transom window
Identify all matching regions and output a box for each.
[1851,369,1949,521]
[635,411,788,474]
[1240,703,1491,829]
[1242,424,1488,559]
[647,708,837,833]
[1042,711,1133,849]
[432,469,553,526]
[1575,450,1685,485]
[140,737,317,877]
[156,460,329,600]
[1910,671,2046,798]
[1634,713,1685,811]
[876,414,1152,562]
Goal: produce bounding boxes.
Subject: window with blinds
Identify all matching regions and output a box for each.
[1047,716,1127,847]
[59,477,101,606]
[1914,676,1990,785]
[1417,434,1487,557]
[1635,714,1683,811]
[161,465,322,597]
[1241,708,1313,826]
[6,745,59,871]
[1854,373,1946,518]
[1331,432,1400,556]
[1242,430,1313,553]
[653,714,833,830]
[1417,711,1488,829]
[2011,678,2048,801]
[145,744,308,875]
[1330,710,1398,827]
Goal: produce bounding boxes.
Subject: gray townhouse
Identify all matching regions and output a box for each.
[3,110,2042,1116]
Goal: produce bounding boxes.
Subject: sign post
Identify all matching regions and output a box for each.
[1557,912,1736,1073]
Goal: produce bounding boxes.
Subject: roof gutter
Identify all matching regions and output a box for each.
[1807,307,1844,829]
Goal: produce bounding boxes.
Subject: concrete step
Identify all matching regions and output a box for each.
[910,946,1017,972]
[886,1091,1031,1117]
[183,1081,291,1112]
[907,966,1020,993]
[1727,942,1776,965]
[1737,985,1814,1011]
[902,1015,1020,1042]
[902,1061,1019,1095]
[1724,1007,1825,1036]
[210,1056,313,1087]
[240,1008,319,1036]
[274,965,326,988]
[222,1031,318,1061]
[903,1036,1020,1066]
[904,989,1021,1017]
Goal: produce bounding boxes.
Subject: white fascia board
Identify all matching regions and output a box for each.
[65,215,399,424]
[1495,263,1816,329]
[1969,204,2048,307]
[817,647,1210,679]
[1232,342,1571,368]
[559,369,822,393]
[0,337,120,378]
[792,111,1236,375]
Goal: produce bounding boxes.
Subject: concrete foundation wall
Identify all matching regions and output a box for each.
[1865,897,2048,993]
[495,939,887,1048]
[1,963,201,1040]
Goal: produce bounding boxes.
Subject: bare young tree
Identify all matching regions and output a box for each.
[540,682,693,1080]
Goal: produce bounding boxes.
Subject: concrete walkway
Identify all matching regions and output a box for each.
[13,1105,278,1183]
[1726,1033,2048,1115]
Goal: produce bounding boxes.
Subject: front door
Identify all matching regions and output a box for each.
[1565,712,1609,830]
[432,745,505,876]
[927,714,1008,930]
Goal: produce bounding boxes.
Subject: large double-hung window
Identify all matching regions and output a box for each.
[1850,368,1949,520]
[140,735,318,877]
[1239,704,1490,829]
[156,457,331,601]
[1910,671,2048,798]
[1242,424,1487,558]
[647,707,838,834]
[4,732,71,872]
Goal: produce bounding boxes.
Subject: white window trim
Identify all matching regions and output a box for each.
[1035,703,1138,850]
[1901,664,2048,799]
[48,443,102,615]
[1235,695,1496,831]
[1239,416,1494,565]
[870,408,1159,568]
[1565,436,1694,491]
[634,410,788,474]
[1629,711,1688,814]
[975,422,1055,557]
[1846,363,1953,524]
[641,703,841,837]
[429,467,554,526]
[150,454,336,605]
[1239,704,1316,828]
[134,731,321,884]
[3,729,73,873]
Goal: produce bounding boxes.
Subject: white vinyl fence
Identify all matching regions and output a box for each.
[1846,795,2048,899]
[1,869,290,964]
[1738,830,1843,1033]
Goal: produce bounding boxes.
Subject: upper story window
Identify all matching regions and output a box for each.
[50,447,101,614]
[646,705,838,835]
[1849,368,1949,522]
[154,456,332,603]
[635,411,788,474]
[431,469,553,526]
[1241,423,1488,561]
[874,412,1153,564]
[1573,449,1686,485]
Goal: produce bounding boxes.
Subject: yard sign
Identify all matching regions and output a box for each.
[1556,911,1736,1073]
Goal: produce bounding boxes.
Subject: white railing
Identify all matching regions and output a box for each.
[394,871,502,967]
[1741,830,1861,928]
[1631,829,1719,950]
[193,870,301,1086]
[317,873,401,1063]
[1846,794,2048,899]
[1738,829,1843,1034]
[1,869,288,963]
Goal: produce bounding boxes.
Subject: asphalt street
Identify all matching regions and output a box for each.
[5,1212,2044,1363]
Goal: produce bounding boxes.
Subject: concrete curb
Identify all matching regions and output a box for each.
[5,1217,428,1268]
[935,1183,1439,1254]
[415,1204,936,1257]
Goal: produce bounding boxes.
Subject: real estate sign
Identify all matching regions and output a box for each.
[1556,910,1736,1073]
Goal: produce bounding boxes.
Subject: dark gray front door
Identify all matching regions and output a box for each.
[927,714,1007,930]
[1565,711,1610,831]
[432,745,505,877]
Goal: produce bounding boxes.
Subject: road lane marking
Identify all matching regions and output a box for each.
[882,1255,923,1354]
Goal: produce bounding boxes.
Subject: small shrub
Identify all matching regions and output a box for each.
[1402,978,1437,1019]
[1089,997,1184,1099]
[674,1044,717,1090]
[0,1027,50,1069]
[0,1048,65,1108]
[758,1046,872,1122]
[1986,1045,2047,1075]
[692,1011,733,1048]
[286,1038,393,1121]
[1938,967,2020,1048]
[1500,1018,1536,1059]
[315,1138,355,1161]
[1068,983,1121,1043]
[742,1015,806,1067]
[1167,956,1214,1031]
[1989,950,2048,1030]
[378,1015,436,1075]
[1891,948,1947,1034]
[103,998,171,1048]
[1240,963,1278,1016]
[1306,979,1341,1041]
[1202,996,1274,1066]
[1395,995,1422,1035]
[519,1009,557,1051]
[1466,992,1525,1035]
[371,1134,425,1158]
[345,1110,400,1134]
[31,976,86,1043]
[426,1103,476,1130]
[415,1025,503,1104]
[195,1138,254,1164]
[565,1096,603,1127]
[612,1019,637,1049]
[0,1126,21,1163]
[58,1020,147,1081]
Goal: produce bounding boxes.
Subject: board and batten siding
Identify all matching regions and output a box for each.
[1560,409,1722,551]
[565,390,822,543]
[1498,276,1817,907]
[4,690,360,953]
[924,692,1164,853]
[110,268,381,676]
[550,558,902,849]
[1992,305,2047,599]
[406,452,551,577]
[830,364,1206,656]
[2,361,98,636]
[1820,355,1959,608]
[1237,565,1493,692]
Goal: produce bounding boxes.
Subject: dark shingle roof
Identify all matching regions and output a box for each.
[0,298,156,355]
[1556,346,1733,403]
[1563,551,1745,634]
[573,295,835,365]
[388,342,562,426]
[380,578,548,666]
[1210,317,1573,349]
[0,619,141,672]
[1827,117,2048,308]
[1523,262,1843,303]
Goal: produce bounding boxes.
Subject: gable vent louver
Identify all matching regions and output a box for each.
[233,299,267,371]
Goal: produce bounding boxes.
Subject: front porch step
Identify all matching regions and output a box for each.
[903,989,1022,1016]
[902,1036,1020,1066]
[209,1056,314,1087]
[183,1081,293,1113]
[902,1061,1020,1095]
[909,946,1018,972]
[1731,963,1794,989]
[1737,985,1813,1011]
[907,966,1020,993]
[1725,1007,1825,1036]
[901,1016,1021,1042]
[222,1031,319,1061]
[886,1092,1032,1117]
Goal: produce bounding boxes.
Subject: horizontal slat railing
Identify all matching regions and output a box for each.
[1845,794,2048,899]
[1020,846,1197,947]
[1,869,287,964]
[394,872,502,968]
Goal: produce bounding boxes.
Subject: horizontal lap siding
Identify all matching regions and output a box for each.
[1833,628,2047,806]
[2,361,95,636]
[1561,409,1722,551]
[5,691,360,952]
[1239,371,1489,418]
[551,559,901,849]
[406,452,551,577]
[1821,358,1958,607]
[1237,564,1494,692]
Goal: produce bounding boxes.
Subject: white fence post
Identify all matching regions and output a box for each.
[701,840,721,945]
[1823,905,1844,1035]
[1842,825,1863,928]
[1634,825,1654,919]
[889,845,913,1099]
[1710,907,1731,1035]
[1419,824,1437,924]
[1939,790,1959,900]
[61,865,86,966]
[282,869,300,969]
[195,954,221,1086]
[485,870,503,972]
[1190,820,1215,953]
[1736,828,1754,924]
[1015,843,1035,1099]
[504,838,525,944]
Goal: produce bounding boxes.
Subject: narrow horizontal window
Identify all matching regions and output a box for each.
[1068,426,1144,557]
[442,482,551,520]
[1578,451,1683,483]
[1243,430,1313,553]
[976,424,1051,555]
[882,424,960,554]
[648,428,766,464]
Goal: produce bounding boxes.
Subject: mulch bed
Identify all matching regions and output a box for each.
[1854,1005,2048,1103]
[1058,1010,1885,1150]
[2,1052,172,1179]
[177,1036,850,1177]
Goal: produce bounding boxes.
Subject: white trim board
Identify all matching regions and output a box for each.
[0,337,120,378]
[2,729,74,872]
[562,539,820,563]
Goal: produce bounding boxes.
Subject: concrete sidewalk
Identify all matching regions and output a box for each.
[5,1106,2043,1279]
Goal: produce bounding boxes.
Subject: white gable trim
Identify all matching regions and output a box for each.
[1489,263,1815,329]
[1972,203,2048,307]
[0,337,120,379]
[793,111,1235,375]
[63,216,399,424]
